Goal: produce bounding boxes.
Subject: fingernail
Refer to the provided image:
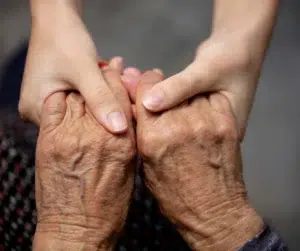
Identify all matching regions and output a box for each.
[142,90,164,110]
[107,112,127,132]
[153,68,163,75]
[121,74,140,85]
[124,67,141,76]
[115,56,123,65]
[111,56,123,70]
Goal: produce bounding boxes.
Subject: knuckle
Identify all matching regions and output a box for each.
[193,117,238,143]
[215,118,238,141]
[104,134,136,162]
[193,120,212,140]
[138,130,160,158]
[53,134,80,159]
[138,123,186,158]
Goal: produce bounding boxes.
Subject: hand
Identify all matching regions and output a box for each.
[126,36,263,140]
[33,67,135,251]
[136,71,263,251]
[20,3,128,133]
[130,0,278,140]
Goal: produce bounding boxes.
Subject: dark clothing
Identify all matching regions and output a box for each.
[239,225,288,251]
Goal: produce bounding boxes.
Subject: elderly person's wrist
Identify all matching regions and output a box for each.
[179,202,263,251]
[33,231,114,251]
[33,217,118,251]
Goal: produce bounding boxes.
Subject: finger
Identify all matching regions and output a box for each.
[65,92,85,120]
[136,69,164,122]
[78,64,128,134]
[109,56,123,73]
[142,63,215,112]
[101,67,132,122]
[121,67,142,103]
[40,92,67,130]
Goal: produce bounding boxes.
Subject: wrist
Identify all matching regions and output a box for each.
[33,215,118,251]
[30,0,83,26]
[33,232,113,251]
[181,203,263,251]
[33,225,115,251]
[211,0,278,68]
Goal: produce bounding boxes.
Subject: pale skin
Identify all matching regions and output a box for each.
[21,0,278,139]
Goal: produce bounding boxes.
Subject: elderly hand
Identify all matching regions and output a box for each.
[33,67,135,251]
[136,71,263,251]
[20,2,128,133]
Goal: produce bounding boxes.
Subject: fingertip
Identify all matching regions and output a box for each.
[152,68,164,76]
[106,111,128,133]
[139,70,165,111]
[109,56,124,72]
[142,89,164,111]
[123,67,141,77]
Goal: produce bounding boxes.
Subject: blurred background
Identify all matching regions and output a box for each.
[0,0,299,250]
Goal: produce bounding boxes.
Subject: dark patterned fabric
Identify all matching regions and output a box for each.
[239,225,288,251]
[0,117,37,251]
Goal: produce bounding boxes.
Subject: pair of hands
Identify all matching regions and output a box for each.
[22,5,267,250]
[33,63,262,251]
[20,4,259,140]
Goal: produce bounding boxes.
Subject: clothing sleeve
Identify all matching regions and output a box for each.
[238,225,288,251]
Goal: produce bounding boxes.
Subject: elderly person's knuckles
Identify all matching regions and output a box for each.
[138,123,187,159]
[138,114,232,158]
[39,117,135,163]
[40,131,135,166]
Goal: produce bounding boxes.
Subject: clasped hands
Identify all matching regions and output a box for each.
[33,60,263,251]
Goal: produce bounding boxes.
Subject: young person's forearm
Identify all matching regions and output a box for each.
[212,0,279,66]
[30,0,83,21]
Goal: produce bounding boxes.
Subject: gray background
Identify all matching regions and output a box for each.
[0,0,299,249]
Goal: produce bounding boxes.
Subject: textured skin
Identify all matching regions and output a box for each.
[0,113,287,251]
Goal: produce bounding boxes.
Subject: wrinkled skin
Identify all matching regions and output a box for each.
[136,72,263,251]
[33,68,135,251]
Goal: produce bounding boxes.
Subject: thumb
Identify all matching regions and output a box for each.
[40,92,67,131]
[77,63,128,134]
[142,62,216,112]
[136,69,164,122]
